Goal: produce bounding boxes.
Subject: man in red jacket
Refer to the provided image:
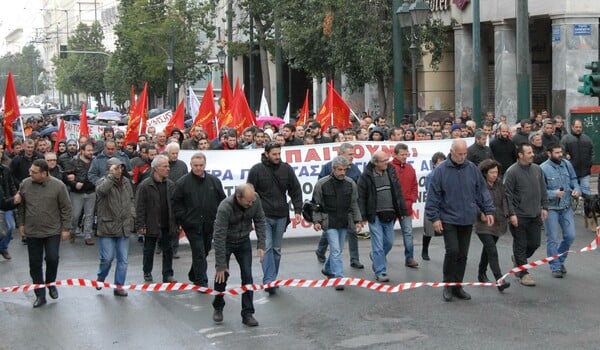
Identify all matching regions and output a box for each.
[390,143,419,267]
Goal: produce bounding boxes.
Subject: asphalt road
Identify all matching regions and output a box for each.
[1,214,599,350]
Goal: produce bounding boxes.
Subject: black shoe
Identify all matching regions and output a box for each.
[265,287,277,295]
[335,285,345,291]
[452,287,471,300]
[96,276,105,290]
[497,281,511,292]
[137,235,144,243]
[113,288,128,297]
[242,315,259,327]
[478,273,490,283]
[315,250,326,263]
[350,261,364,269]
[143,273,153,282]
[33,296,47,308]
[442,287,453,302]
[48,286,59,300]
[421,252,430,261]
[551,271,564,278]
[163,276,177,283]
[321,269,334,278]
[213,309,224,323]
[560,264,567,274]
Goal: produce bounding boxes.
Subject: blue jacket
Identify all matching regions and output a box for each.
[425,158,495,225]
[318,161,361,183]
[88,151,133,185]
[540,158,580,210]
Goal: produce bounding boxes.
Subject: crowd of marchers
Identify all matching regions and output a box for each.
[0,108,597,327]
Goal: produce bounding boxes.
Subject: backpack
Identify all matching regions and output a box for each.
[301,199,321,223]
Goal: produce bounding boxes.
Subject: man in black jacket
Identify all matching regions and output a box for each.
[357,151,408,282]
[561,119,594,196]
[247,142,302,295]
[489,123,517,176]
[173,153,226,287]
[10,139,41,185]
[0,162,19,260]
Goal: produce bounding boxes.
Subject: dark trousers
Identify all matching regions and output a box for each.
[27,235,61,297]
[143,228,174,279]
[185,225,213,287]
[442,224,472,283]
[212,238,254,318]
[477,234,502,279]
[510,216,541,277]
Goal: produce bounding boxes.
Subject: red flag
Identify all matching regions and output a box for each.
[231,80,257,133]
[130,85,136,114]
[192,81,217,140]
[216,73,234,129]
[79,103,90,138]
[165,99,185,136]
[315,82,351,132]
[295,90,310,126]
[125,82,148,143]
[53,119,66,153]
[2,72,20,152]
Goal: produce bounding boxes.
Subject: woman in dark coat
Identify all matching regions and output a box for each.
[475,159,510,292]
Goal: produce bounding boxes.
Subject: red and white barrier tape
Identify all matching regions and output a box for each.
[2,228,598,296]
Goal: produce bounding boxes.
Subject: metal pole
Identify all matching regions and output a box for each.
[472,0,481,126]
[275,16,284,116]
[516,0,531,120]
[226,0,233,90]
[410,26,418,122]
[249,15,255,112]
[392,0,404,126]
[169,34,175,110]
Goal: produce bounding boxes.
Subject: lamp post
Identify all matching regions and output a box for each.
[217,48,226,86]
[396,0,431,122]
[166,57,174,110]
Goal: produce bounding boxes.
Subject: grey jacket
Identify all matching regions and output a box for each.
[95,174,135,237]
[504,162,549,218]
[213,194,266,272]
[312,175,362,230]
[17,176,72,237]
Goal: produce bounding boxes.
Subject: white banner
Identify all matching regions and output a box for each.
[178,139,473,237]
[63,111,174,140]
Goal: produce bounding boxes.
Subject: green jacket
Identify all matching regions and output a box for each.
[95,174,135,237]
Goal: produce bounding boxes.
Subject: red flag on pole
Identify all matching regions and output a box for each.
[216,73,234,129]
[54,119,66,153]
[192,81,217,140]
[315,82,351,132]
[130,84,136,114]
[124,82,148,144]
[165,99,185,136]
[79,103,90,138]
[230,80,257,133]
[2,72,20,152]
[295,90,310,126]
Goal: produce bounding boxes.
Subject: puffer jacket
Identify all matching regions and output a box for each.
[95,174,135,237]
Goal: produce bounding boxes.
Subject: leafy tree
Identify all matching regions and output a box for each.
[53,21,108,106]
[106,0,217,107]
[0,45,47,97]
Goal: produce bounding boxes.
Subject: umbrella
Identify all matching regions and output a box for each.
[257,116,285,127]
[424,111,451,123]
[97,111,122,118]
[40,126,59,137]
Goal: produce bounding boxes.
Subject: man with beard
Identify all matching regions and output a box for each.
[511,119,532,147]
[63,143,96,245]
[467,130,494,166]
[540,143,580,278]
[247,129,267,149]
[58,139,78,170]
[282,124,304,146]
[504,143,548,287]
[247,142,302,295]
[489,123,517,176]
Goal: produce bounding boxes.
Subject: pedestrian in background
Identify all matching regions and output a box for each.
[422,152,446,261]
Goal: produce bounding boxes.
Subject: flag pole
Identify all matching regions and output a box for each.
[18,116,25,138]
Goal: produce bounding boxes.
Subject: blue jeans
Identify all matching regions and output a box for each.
[369,217,395,275]
[399,216,414,261]
[578,175,591,196]
[98,236,130,286]
[262,216,287,284]
[70,192,96,239]
[0,211,15,252]
[317,224,359,263]
[323,228,346,278]
[544,208,575,272]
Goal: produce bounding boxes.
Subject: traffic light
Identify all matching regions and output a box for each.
[578,61,600,97]
[59,45,68,59]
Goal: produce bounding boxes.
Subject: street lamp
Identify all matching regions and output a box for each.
[216,48,226,85]
[166,57,174,110]
[396,0,431,122]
